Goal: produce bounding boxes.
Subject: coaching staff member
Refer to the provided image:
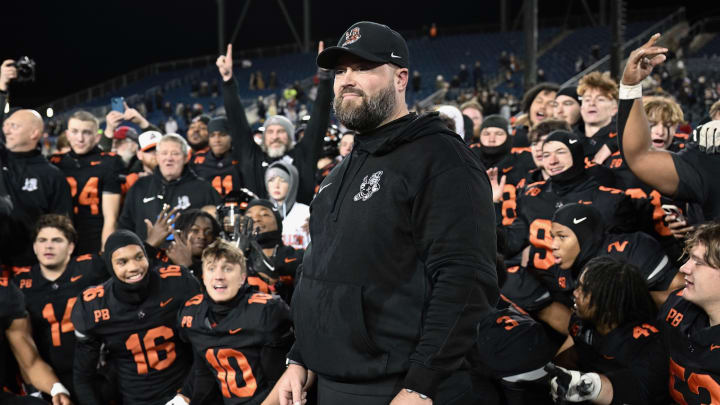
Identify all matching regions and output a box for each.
[276,21,498,405]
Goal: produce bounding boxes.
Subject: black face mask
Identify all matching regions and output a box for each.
[256,229,282,249]
[552,203,604,272]
[545,130,586,184]
[112,271,151,304]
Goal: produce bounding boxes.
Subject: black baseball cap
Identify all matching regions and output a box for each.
[317,21,409,69]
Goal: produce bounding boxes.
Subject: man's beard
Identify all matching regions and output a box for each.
[264,142,287,158]
[333,82,396,132]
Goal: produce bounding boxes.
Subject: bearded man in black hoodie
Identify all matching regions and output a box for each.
[276,21,498,405]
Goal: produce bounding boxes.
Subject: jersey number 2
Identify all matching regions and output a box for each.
[124,326,176,374]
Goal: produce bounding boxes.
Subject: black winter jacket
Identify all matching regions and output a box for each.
[288,112,499,398]
[118,167,220,240]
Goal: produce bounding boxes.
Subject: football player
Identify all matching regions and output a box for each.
[71,230,200,405]
[168,239,292,404]
[550,203,684,307]
[50,111,124,254]
[0,273,72,404]
[549,256,670,404]
[12,214,109,397]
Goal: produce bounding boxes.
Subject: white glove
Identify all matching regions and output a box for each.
[165,395,189,405]
[550,366,602,402]
[693,120,720,154]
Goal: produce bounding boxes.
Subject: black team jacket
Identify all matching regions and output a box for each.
[287,112,499,398]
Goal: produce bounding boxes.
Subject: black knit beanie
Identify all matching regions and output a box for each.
[556,86,579,102]
[208,116,230,134]
[478,114,512,157]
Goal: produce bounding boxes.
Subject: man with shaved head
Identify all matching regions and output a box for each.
[1,106,72,266]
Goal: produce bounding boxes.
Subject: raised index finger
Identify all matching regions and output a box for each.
[642,33,661,49]
[226,44,232,60]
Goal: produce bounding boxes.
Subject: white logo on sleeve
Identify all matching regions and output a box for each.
[354,171,383,202]
[573,217,587,224]
[22,178,38,192]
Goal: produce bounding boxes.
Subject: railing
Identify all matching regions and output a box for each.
[561,7,686,87]
[40,42,307,116]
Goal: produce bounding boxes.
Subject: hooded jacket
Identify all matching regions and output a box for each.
[0,147,72,265]
[118,166,221,241]
[266,160,310,250]
[288,112,498,398]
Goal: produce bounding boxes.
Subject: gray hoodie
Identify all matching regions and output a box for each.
[265,160,299,219]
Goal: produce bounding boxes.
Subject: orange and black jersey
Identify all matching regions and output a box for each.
[537,231,678,306]
[178,287,292,404]
[50,147,124,254]
[568,313,670,404]
[11,254,109,382]
[246,245,303,304]
[468,146,535,226]
[569,313,662,374]
[603,149,696,252]
[660,289,720,405]
[504,173,652,264]
[190,150,244,199]
[71,265,201,405]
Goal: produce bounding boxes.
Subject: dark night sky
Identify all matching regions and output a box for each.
[1,0,711,107]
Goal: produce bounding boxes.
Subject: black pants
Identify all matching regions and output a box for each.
[317,370,476,405]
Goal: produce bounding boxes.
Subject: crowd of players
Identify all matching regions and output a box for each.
[1,25,720,405]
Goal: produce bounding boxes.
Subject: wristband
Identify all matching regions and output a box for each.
[51,382,70,397]
[619,83,642,100]
[285,358,304,368]
[405,388,430,400]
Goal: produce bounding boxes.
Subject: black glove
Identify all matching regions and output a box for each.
[233,216,254,254]
[248,240,276,283]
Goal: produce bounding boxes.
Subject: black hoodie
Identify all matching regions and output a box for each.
[118,166,221,241]
[0,147,72,266]
[288,112,498,398]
